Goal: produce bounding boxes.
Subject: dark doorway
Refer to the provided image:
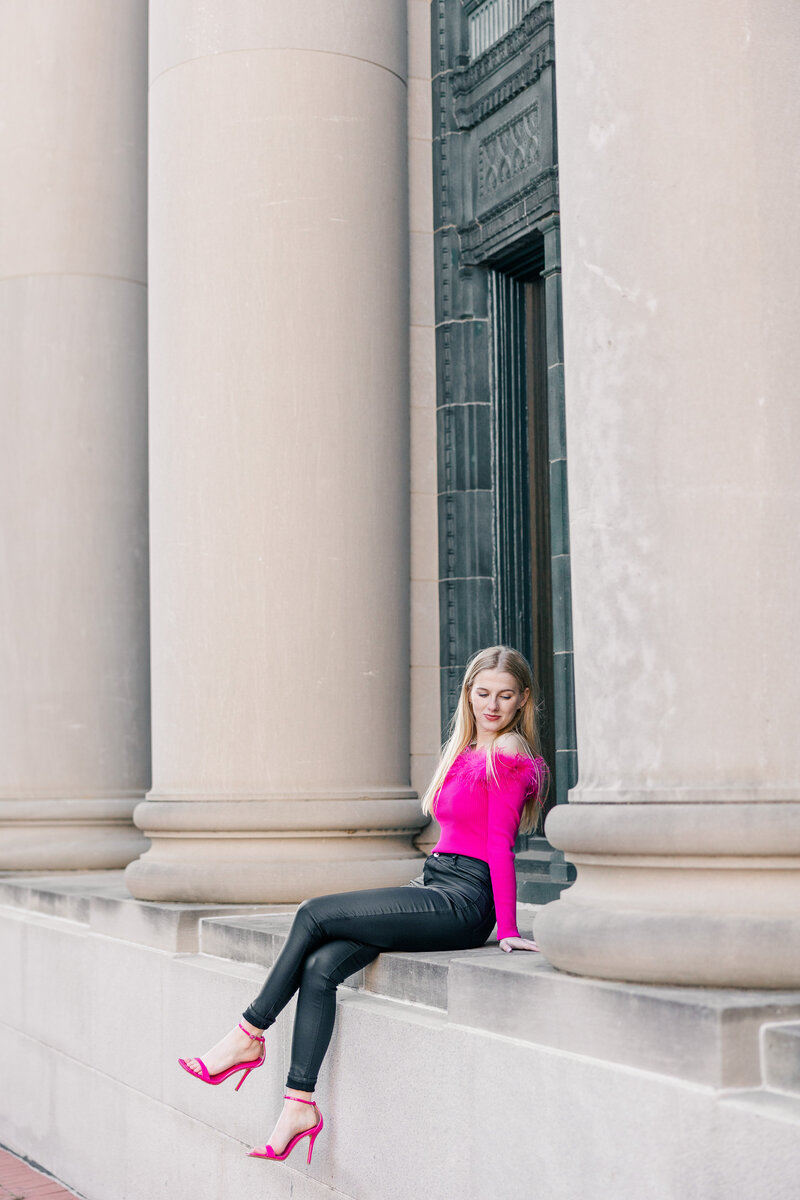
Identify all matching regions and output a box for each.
[525,274,556,787]
[491,256,556,812]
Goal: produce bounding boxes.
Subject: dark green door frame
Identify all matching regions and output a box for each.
[432,1,576,813]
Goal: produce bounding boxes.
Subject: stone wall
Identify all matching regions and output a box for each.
[1,877,799,1200]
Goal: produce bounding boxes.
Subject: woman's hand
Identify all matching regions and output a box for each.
[498,936,540,953]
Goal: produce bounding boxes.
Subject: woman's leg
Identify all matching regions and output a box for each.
[287,939,380,1091]
[182,887,405,1080]
[248,880,494,1154]
[185,876,491,1091]
[243,878,489,1031]
[255,939,379,1156]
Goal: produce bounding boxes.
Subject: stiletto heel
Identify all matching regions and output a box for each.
[248,1095,324,1163]
[178,1023,266,1089]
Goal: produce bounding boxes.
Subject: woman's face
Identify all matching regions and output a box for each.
[469,668,529,739]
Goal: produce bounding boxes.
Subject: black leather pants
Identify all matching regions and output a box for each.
[241,853,495,1091]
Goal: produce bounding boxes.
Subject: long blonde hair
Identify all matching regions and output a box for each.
[421,645,548,835]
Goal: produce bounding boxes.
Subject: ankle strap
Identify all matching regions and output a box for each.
[238,1022,265,1043]
[284,1094,316,1105]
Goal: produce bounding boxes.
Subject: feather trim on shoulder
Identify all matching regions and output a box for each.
[449,748,548,797]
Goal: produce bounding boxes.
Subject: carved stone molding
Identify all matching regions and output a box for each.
[478,104,541,201]
[460,165,559,265]
[453,44,553,130]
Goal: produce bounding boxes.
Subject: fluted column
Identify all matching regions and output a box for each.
[535,0,800,985]
[0,2,150,869]
[125,1,423,902]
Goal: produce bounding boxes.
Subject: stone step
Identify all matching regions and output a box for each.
[761,1021,800,1095]
[7,871,800,1096]
[199,911,488,1011]
[197,909,800,1089]
[0,870,280,952]
[4,875,800,1200]
[198,901,543,1003]
[718,1087,800,1126]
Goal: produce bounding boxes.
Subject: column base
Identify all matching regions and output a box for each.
[125,793,427,902]
[0,797,148,870]
[534,801,800,988]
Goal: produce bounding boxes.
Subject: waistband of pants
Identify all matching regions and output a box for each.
[425,851,492,896]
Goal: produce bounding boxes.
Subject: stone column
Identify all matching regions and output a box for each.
[534,0,800,986]
[125,1,424,902]
[0,2,150,869]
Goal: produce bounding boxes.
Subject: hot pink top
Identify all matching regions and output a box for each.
[432,748,547,940]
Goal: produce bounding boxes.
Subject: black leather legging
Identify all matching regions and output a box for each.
[241,853,495,1091]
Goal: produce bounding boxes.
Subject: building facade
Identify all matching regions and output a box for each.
[2,2,800,1198]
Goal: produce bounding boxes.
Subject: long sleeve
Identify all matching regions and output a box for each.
[486,764,531,940]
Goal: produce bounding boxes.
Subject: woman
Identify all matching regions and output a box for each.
[178,645,548,1164]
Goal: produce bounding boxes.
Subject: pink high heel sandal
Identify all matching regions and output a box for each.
[248,1095,324,1163]
[178,1023,265,1091]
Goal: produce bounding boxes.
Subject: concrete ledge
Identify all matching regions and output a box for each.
[447,953,800,1088]
[0,872,283,952]
[198,900,542,1010]
[198,907,800,1089]
[762,1022,800,1095]
[5,873,800,1091]
[199,912,489,1011]
[719,1087,800,1126]
[3,872,800,1200]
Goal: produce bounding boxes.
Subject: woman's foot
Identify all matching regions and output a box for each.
[252,1091,318,1157]
[181,1020,264,1079]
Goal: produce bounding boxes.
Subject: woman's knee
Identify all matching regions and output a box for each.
[293,896,324,934]
[300,943,343,992]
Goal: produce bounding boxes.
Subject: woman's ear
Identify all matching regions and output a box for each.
[517,688,530,711]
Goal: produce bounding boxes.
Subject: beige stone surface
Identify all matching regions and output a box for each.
[0,801,147,871]
[555,0,800,797]
[410,323,437,408]
[408,122,435,234]
[149,0,408,85]
[539,0,800,985]
[2,896,800,1200]
[0,3,150,869]
[0,0,147,281]
[411,580,440,664]
[128,1,422,900]
[409,229,436,327]
[410,405,438,495]
[144,46,409,794]
[410,491,440,586]
[0,280,149,794]
[408,3,440,805]
[407,0,433,80]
